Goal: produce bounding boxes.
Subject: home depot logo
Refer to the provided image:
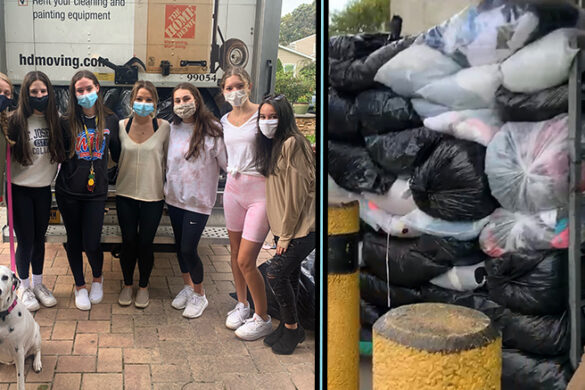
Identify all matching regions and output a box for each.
[165,5,197,39]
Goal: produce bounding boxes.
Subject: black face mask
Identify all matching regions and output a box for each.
[0,94,14,113]
[29,95,49,112]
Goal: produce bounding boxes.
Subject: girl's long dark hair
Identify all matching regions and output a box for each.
[66,70,112,158]
[171,83,223,160]
[8,71,65,165]
[254,95,315,177]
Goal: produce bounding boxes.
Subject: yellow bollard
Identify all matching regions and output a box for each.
[373,303,502,390]
[328,201,360,389]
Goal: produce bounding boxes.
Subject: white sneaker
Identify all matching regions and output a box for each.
[235,313,273,341]
[226,302,250,330]
[171,285,194,310]
[74,288,91,311]
[89,278,103,304]
[182,293,208,319]
[20,287,40,312]
[33,284,57,307]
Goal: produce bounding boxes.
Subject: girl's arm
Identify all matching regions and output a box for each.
[108,115,121,164]
[276,139,313,251]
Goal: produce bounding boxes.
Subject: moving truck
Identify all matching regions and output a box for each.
[0,0,283,247]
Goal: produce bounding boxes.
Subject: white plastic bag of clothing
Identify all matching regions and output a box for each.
[486,115,569,212]
[360,200,421,238]
[374,44,461,97]
[425,3,539,67]
[424,109,502,146]
[501,29,579,94]
[362,179,417,216]
[430,262,487,292]
[411,98,450,119]
[479,208,565,257]
[416,65,502,110]
[328,174,360,205]
[401,208,490,241]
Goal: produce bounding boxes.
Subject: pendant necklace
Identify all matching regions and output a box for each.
[83,118,98,192]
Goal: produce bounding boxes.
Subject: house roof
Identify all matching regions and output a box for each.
[290,34,316,46]
[278,45,315,61]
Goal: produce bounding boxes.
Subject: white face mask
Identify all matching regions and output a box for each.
[224,89,248,107]
[173,101,197,119]
[259,119,278,139]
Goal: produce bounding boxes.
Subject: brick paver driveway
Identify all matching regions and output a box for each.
[0,243,315,389]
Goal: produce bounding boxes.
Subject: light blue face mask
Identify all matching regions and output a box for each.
[133,102,155,117]
[76,91,98,109]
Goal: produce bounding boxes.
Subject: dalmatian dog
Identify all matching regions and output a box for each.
[0,266,42,390]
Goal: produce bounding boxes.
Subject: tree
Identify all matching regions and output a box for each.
[329,0,390,36]
[279,1,316,45]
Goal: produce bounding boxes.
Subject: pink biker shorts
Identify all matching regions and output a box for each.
[223,173,270,243]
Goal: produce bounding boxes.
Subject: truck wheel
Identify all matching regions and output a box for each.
[220,39,249,70]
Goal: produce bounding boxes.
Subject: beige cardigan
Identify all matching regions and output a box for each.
[266,136,315,250]
[115,119,170,201]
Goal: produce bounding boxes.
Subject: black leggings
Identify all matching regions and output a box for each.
[167,204,208,285]
[56,193,105,287]
[266,232,315,325]
[12,184,51,280]
[116,196,164,288]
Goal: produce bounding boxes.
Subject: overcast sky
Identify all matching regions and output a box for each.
[281,0,313,16]
[328,0,352,14]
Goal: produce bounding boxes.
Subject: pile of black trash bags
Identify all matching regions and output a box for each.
[328,0,584,388]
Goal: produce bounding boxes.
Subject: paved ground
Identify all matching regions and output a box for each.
[0,242,315,389]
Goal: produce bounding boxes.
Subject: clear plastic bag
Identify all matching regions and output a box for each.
[411,98,450,119]
[479,208,561,257]
[359,200,421,238]
[416,65,502,110]
[362,179,417,216]
[485,114,569,212]
[429,262,487,292]
[501,28,579,93]
[424,109,502,146]
[424,2,539,66]
[401,208,490,241]
[374,44,461,97]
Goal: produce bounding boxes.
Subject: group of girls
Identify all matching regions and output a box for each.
[0,66,315,355]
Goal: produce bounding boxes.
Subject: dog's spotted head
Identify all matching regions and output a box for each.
[0,266,19,311]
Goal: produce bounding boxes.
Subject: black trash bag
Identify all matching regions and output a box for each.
[297,250,315,331]
[361,327,373,343]
[443,291,504,321]
[359,272,422,309]
[485,251,567,316]
[416,235,485,267]
[157,96,175,122]
[115,89,132,120]
[354,87,422,136]
[54,87,70,116]
[502,349,572,390]
[329,33,389,61]
[328,141,396,194]
[360,299,386,327]
[495,84,568,122]
[410,138,499,221]
[233,260,315,330]
[328,88,361,143]
[362,232,450,288]
[329,36,416,93]
[498,309,568,356]
[365,127,442,175]
[420,284,482,305]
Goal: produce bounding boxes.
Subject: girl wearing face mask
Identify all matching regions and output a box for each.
[115,81,170,308]
[6,71,66,312]
[165,83,227,319]
[254,94,315,355]
[55,70,121,311]
[219,67,272,341]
